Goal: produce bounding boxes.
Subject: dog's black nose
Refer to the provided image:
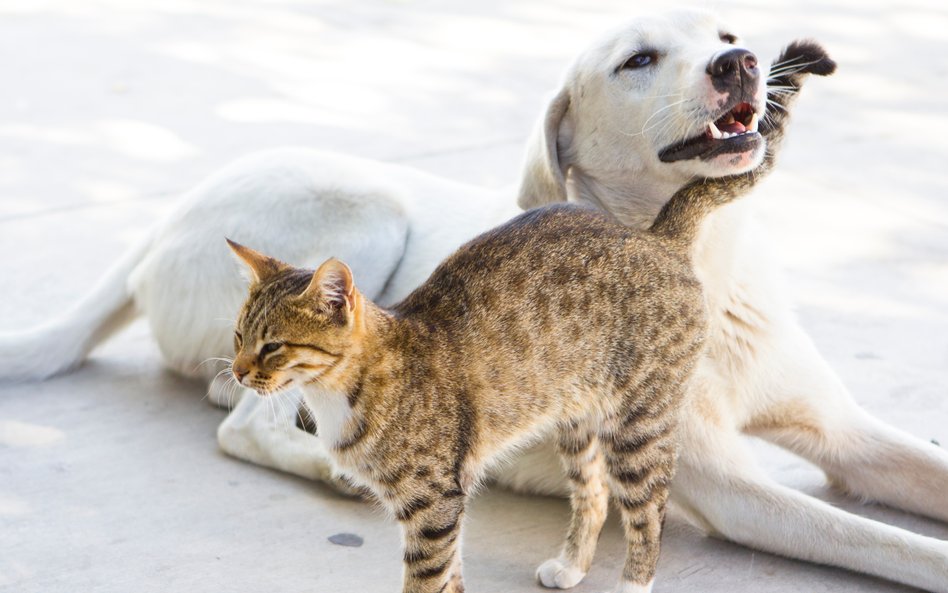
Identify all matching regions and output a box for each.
[708,48,759,92]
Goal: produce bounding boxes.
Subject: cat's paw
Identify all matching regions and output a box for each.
[607,580,654,593]
[536,558,586,589]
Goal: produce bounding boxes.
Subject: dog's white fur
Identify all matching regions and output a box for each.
[3,9,948,591]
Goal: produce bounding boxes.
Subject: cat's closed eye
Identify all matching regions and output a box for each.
[260,342,283,356]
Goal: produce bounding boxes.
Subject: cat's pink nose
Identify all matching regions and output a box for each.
[232,365,249,383]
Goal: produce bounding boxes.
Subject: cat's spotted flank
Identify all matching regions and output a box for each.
[226,42,833,593]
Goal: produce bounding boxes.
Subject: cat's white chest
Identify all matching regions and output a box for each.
[300,386,353,448]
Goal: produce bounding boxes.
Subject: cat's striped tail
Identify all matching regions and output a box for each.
[0,234,153,382]
[650,40,836,246]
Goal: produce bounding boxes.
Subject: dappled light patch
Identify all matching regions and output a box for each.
[0,420,65,448]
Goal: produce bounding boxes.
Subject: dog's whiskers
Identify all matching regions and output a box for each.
[621,97,701,141]
[767,60,821,81]
[766,54,806,74]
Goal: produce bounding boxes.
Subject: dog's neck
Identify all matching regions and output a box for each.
[566,165,756,305]
[567,165,693,231]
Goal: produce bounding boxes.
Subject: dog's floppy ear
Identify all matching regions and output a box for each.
[517,87,572,209]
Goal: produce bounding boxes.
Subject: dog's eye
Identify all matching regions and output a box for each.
[720,33,738,45]
[620,52,657,70]
[260,342,283,356]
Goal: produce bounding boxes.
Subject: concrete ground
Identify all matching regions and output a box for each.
[2,0,947,591]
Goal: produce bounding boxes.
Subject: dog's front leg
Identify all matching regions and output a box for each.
[216,389,357,493]
[747,322,948,524]
[673,409,948,592]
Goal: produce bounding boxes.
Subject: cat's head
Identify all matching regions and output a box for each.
[226,239,366,396]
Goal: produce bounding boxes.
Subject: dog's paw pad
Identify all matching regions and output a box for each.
[536,558,585,589]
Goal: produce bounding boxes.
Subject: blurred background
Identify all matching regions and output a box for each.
[1,0,947,592]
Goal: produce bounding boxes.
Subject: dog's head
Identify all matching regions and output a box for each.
[519,9,767,219]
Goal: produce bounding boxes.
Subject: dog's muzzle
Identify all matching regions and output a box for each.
[658,50,763,164]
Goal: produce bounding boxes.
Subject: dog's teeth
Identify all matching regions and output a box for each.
[722,131,733,139]
[747,113,759,133]
[708,122,723,140]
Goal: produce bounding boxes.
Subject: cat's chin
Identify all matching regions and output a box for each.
[247,379,297,397]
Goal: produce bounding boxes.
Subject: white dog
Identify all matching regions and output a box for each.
[3,9,947,592]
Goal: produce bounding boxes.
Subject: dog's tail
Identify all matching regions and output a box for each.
[649,40,836,245]
[0,233,154,382]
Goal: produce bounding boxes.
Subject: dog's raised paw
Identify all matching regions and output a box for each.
[774,39,837,78]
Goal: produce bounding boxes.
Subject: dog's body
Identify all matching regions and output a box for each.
[3,9,948,591]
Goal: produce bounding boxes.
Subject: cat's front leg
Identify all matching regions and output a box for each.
[598,409,679,593]
[537,425,609,589]
[398,493,466,593]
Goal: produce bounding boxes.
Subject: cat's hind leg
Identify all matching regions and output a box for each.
[537,421,609,589]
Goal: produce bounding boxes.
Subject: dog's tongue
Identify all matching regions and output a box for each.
[715,111,746,134]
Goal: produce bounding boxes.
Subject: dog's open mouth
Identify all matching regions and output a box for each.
[658,101,762,163]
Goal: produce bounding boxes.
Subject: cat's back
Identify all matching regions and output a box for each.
[393,203,698,326]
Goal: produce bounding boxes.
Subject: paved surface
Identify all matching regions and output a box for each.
[1,0,947,592]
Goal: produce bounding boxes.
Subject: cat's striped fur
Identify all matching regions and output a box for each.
[226,41,834,593]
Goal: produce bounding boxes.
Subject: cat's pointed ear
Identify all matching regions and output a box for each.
[226,238,286,284]
[304,258,356,318]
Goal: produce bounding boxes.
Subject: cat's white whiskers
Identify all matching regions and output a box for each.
[201,365,237,405]
[261,388,274,423]
[295,398,310,433]
[194,355,235,376]
[201,356,235,366]
[224,376,242,408]
[273,390,294,436]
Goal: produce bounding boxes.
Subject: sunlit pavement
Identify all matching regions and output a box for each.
[1,1,947,591]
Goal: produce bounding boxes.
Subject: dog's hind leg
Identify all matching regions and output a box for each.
[673,411,948,592]
[747,323,948,524]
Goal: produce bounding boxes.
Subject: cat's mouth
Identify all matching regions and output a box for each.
[237,374,295,396]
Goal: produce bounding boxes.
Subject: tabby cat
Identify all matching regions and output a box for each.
[225,42,834,593]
